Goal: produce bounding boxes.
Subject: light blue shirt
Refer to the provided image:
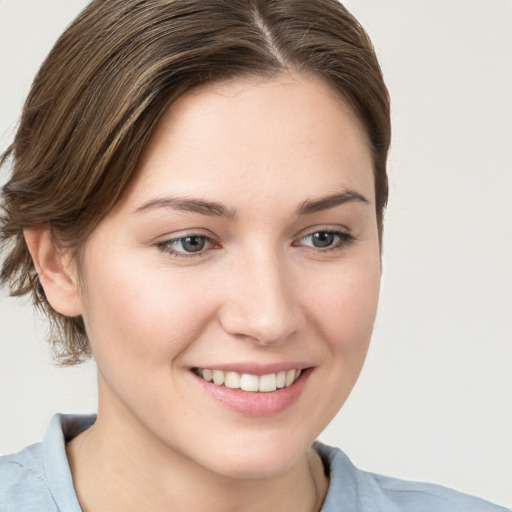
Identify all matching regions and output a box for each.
[0,414,509,511]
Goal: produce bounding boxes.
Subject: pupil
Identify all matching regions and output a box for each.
[313,232,334,248]
[182,236,205,252]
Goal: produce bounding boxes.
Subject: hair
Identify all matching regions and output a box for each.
[0,0,390,364]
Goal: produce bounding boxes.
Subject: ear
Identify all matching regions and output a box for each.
[24,228,83,317]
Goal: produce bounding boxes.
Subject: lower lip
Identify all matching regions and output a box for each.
[192,368,313,417]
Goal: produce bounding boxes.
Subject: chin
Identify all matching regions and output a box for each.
[209,453,302,480]
[194,430,311,480]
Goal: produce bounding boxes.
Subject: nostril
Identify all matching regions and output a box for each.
[216,261,300,344]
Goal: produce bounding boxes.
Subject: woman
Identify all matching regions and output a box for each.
[0,1,508,511]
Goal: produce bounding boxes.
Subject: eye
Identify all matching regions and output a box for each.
[157,235,214,256]
[297,230,354,250]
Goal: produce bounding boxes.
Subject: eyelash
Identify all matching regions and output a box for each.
[156,234,217,259]
[156,229,355,259]
[294,229,356,252]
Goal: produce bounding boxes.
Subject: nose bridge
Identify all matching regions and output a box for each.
[219,243,299,345]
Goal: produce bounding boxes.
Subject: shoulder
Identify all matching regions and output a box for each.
[366,472,509,512]
[0,413,95,512]
[316,443,510,512]
[0,442,59,511]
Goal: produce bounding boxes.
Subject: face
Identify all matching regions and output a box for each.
[75,73,381,478]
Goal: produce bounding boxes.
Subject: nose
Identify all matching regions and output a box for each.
[218,247,301,345]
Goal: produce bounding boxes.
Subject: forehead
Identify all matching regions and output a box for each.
[121,73,374,212]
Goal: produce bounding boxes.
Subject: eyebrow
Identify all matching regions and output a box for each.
[296,190,370,215]
[133,197,236,219]
[133,188,369,219]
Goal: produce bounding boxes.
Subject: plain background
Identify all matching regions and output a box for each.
[0,0,510,507]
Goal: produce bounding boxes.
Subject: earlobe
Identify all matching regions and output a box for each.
[23,228,83,317]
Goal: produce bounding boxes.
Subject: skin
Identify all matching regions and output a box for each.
[26,72,381,511]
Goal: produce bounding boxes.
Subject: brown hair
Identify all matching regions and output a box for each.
[0,0,390,364]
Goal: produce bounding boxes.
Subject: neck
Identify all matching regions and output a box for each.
[66,398,328,512]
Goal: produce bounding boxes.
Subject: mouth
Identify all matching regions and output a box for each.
[192,368,302,392]
[190,365,313,416]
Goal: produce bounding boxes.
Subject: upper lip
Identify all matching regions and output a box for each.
[191,362,313,376]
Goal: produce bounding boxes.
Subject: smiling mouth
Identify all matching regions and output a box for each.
[192,368,302,392]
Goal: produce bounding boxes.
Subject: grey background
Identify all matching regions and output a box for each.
[0,0,511,506]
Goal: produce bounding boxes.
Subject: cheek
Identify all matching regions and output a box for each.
[289,255,381,438]
[80,255,217,370]
[306,257,381,355]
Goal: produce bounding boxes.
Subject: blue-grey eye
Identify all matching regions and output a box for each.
[157,234,214,257]
[178,236,206,253]
[298,230,354,250]
[310,232,335,248]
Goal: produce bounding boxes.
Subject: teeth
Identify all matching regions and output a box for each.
[198,368,302,392]
[259,373,277,392]
[285,369,296,386]
[276,371,286,389]
[202,369,213,382]
[212,370,224,385]
[240,373,259,392]
[224,371,240,389]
